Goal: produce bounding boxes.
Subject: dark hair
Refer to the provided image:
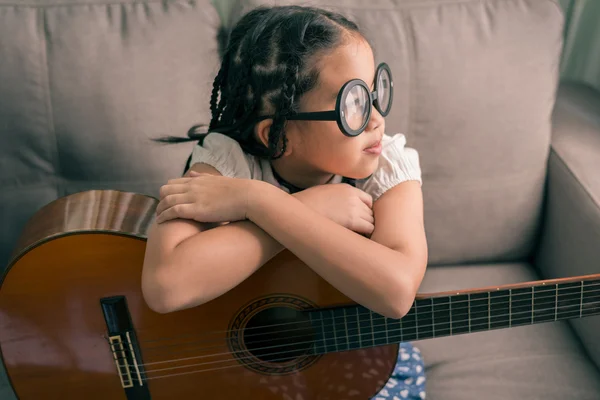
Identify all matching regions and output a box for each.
[155,5,363,159]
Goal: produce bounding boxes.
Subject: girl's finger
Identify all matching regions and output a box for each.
[166,177,194,185]
[361,210,375,224]
[354,219,375,236]
[159,183,193,199]
[356,189,373,208]
[156,203,194,224]
[155,193,193,216]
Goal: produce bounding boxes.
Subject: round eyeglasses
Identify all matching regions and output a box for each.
[257,62,393,137]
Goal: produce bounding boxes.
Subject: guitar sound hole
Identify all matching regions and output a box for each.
[244,307,315,364]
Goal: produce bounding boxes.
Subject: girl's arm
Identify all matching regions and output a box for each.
[149,172,426,319]
[142,164,374,314]
[245,180,427,319]
[142,163,284,313]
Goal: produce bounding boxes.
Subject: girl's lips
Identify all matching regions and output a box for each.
[363,140,382,155]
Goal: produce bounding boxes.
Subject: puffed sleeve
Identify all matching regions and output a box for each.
[187,133,254,179]
[356,133,422,201]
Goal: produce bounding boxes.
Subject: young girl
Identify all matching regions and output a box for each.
[143,5,427,399]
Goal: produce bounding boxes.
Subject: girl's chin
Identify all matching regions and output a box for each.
[346,161,379,181]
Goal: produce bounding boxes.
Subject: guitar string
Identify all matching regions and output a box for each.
[121,282,600,352]
[119,298,600,370]
[108,298,600,379]
[117,302,600,382]
[123,286,600,359]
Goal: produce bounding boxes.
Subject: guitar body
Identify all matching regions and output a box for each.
[0,191,397,400]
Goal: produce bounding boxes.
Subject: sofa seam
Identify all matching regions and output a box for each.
[37,8,61,198]
[550,146,600,212]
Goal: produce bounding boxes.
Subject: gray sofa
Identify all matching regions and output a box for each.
[1,0,599,398]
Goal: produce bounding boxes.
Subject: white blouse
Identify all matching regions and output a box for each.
[188,132,422,201]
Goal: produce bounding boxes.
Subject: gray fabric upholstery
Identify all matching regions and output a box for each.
[229,0,564,266]
[535,82,600,371]
[2,0,600,398]
[417,262,600,400]
[0,2,221,397]
[0,0,220,269]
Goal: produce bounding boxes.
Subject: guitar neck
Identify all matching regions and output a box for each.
[308,275,600,354]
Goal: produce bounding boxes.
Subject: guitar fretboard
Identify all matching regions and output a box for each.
[307,278,600,355]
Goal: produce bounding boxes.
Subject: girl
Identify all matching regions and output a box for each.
[143,5,428,399]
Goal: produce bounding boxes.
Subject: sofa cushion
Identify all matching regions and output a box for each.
[229,0,564,266]
[535,83,600,373]
[417,262,600,400]
[0,0,221,269]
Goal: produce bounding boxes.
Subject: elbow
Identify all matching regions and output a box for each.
[378,274,420,320]
[141,265,183,314]
[380,299,411,320]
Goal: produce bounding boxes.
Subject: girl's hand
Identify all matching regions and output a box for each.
[293,184,374,236]
[155,171,252,224]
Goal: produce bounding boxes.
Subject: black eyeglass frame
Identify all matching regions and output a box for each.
[256,62,394,137]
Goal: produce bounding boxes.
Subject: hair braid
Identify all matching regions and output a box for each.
[153,5,364,159]
[219,56,251,126]
[208,59,228,130]
[268,64,298,159]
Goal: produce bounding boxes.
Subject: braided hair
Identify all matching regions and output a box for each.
[156,5,362,160]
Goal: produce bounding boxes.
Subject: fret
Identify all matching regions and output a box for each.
[468,292,489,331]
[320,310,336,353]
[414,300,419,339]
[369,311,375,345]
[532,283,555,323]
[356,307,362,348]
[372,312,387,346]
[582,281,600,318]
[345,307,360,350]
[580,281,584,318]
[432,298,437,336]
[555,282,583,320]
[416,298,434,339]
[489,290,509,329]
[399,314,404,343]
[343,308,350,350]
[531,287,535,324]
[386,314,402,344]
[431,296,450,336]
[358,307,374,347]
[384,316,389,344]
[467,294,471,333]
[330,310,339,352]
[310,312,326,354]
[509,289,512,328]
[555,284,558,321]
[510,287,533,327]
[332,309,349,351]
[401,302,418,341]
[448,297,452,336]
[450,295,470,334]
[488,292,491,330]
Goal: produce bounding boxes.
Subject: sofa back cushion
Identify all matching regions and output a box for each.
[229,0,564,265]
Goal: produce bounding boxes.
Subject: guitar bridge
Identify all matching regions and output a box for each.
[101,296,151,399]
[109,332,142,388]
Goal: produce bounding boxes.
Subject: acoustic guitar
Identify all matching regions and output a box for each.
[1,190,598,399]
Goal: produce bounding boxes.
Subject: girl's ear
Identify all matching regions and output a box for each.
[254,118,294,157]
[254,118,272,148]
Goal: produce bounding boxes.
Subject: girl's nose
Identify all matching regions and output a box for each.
[366,105,384,132]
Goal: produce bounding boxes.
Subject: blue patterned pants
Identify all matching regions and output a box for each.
[371,343,426,400]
